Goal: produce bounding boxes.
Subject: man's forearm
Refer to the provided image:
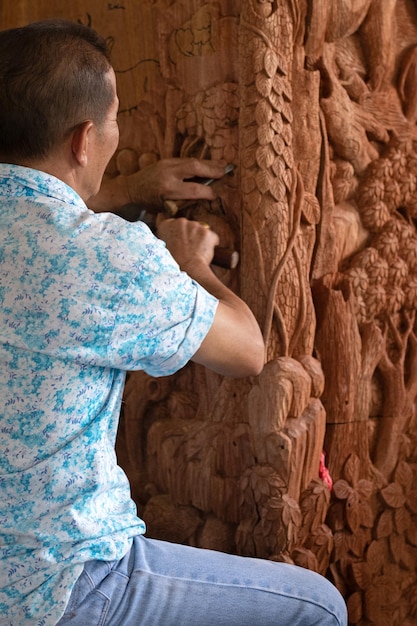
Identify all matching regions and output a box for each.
[186,259,265,377]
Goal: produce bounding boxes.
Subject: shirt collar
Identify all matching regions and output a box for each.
[0,162,86,209]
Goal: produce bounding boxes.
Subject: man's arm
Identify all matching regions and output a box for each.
[157,218,265,378]
[92,157,265,377]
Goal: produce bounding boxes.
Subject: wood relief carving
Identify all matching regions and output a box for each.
[2,1,417,624]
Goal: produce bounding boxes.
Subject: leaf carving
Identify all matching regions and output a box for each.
[351,561,370,589]
[270,113,283,135]
[272,157,285,178]
[281,123,292,146]
[269,90,284,112]
[281,78,293,102]
[256,169,274,194]
[376,510,393,539]
[281,101,293,124]
[282,146,294,169]
[344,454,360,485]
[203,115,216,136]
[253,45,266,73]
[263,49,278,77]
[406,524,417,547]
[245,189,262,214]
[272,74,285,95]
[240,104,256,128]
[302,193,321,225]
[269,177,286,202]
[291,547,318,572]
[241,172,257,194]
[282,494,302,527]
[257,124,274,146]
[394,461,413,493]
[282,168,293,191]
[255,73,272,98]
[333,531,350,560]
[381,483,406,508]
[275,50,288,75]
[366,540,384,575]
[241,146,257,170]
[360,502,375,528]
[407,489,417,513]
[241,126,257,148]
[255,100,273,125]
[394,506,411,533]
[243,84,259,106]
[333,479,352,500]
[357,479,373,500]
[271,134,285,156]
[350,528,370,557]
[256,144,275,170]
[346,491,361,533]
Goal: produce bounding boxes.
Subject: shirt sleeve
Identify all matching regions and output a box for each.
[107,225,219,377]
[0,201,218,376]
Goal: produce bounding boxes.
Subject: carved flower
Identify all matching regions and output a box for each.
[388,147,408,177]
[383,178,402,212]
[363,283,387,319]
[399,172,417,207]
[355,295,368,325]
[387,256,408,287]
[358,176,386,205]
[385,286,405,315]
[390,218,413,244]
[360,200,391,232]
[366,256,389,286]
[373,229,399,261]
[354,247,379,270]
[345,267,369,299]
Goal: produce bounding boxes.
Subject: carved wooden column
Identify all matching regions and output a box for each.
[2,2,417,624]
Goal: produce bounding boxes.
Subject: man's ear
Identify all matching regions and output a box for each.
[71,121,94,167]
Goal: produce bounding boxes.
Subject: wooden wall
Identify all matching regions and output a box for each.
[2,2,417,624]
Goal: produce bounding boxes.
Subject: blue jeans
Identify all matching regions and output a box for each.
[56,536,347,625]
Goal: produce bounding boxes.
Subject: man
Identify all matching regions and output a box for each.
[0,19,347,626]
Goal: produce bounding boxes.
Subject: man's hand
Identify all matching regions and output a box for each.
[126,158,228,210]
[89,158,228,213]
[157,217,219,270]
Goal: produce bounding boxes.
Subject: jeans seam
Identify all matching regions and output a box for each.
[93,589,111,626]
[131,570,344,625]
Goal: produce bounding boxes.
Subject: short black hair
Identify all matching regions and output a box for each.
[0,19,114,162]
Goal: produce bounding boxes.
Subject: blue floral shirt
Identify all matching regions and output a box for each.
[0,164,218,625]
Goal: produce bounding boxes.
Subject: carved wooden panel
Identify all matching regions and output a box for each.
[2,2,417,624]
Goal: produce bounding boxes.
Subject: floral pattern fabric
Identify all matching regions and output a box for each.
[0,164,218,625]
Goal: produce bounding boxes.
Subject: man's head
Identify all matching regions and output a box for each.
[0,19,115,164]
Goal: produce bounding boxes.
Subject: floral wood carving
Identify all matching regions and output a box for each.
[3,1,417,624]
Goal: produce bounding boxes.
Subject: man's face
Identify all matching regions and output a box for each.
[86,68,120,200]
